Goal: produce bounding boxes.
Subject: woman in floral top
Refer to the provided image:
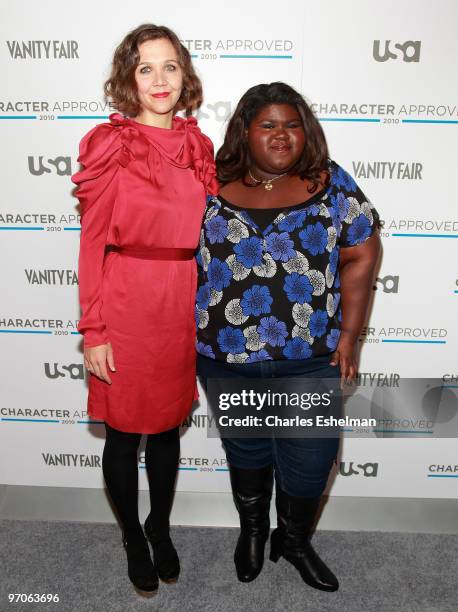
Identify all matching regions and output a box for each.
[196,82,380,591]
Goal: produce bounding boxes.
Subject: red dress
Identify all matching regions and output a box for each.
[72,113,217,434]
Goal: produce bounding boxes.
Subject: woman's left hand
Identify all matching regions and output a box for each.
[330,336,358,382]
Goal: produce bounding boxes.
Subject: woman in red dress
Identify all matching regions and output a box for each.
[72,24,217,595]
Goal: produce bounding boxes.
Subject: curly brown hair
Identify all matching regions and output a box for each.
[216,82,329,190]
[104,24,202,117]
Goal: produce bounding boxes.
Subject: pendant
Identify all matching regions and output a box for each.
[264,182,273,191]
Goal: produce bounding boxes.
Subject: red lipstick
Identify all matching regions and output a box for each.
[152,92,170,99]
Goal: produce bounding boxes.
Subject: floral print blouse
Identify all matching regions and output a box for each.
[196,161,379,363]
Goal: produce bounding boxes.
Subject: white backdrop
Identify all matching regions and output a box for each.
[1,0,457,503]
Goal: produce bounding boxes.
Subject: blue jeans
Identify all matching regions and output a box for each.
[197,354,340,498]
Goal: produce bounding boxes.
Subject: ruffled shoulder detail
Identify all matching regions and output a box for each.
[72,113,148,180]
[72,118,119,180]
[71,114,151,213]
[180,116,218,195]
[71,118,120,214]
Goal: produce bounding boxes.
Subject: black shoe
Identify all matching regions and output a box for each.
[144,517,180,583]
[122,533,158,595]
[269,489,338,592]
[229,464,274,583]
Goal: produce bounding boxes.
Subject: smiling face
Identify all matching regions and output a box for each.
[134,37,183,127]
[246,104,306,178]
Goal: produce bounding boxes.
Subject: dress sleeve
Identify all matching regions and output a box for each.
[71,123,122,348]
[334,165,380,248]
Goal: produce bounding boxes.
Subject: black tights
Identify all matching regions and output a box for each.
[102,423,180,541]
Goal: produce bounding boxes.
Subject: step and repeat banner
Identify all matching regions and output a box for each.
[1,0,457,503]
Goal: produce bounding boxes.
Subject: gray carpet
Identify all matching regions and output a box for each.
[0,521,456,612]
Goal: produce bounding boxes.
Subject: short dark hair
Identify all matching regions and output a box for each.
[216,82,329,188]
[104,24,202,117]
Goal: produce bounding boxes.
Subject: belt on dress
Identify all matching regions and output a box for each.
[111,246,195,261]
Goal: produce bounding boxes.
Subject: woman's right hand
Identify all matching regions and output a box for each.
[84,342,116,384]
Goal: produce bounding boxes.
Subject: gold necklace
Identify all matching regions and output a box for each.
[248,169,288,191]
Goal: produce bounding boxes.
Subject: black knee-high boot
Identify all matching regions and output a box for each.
[229,464,274,582]
[102,424,158,594]
[144,426,180,582]
[270,487,338,591]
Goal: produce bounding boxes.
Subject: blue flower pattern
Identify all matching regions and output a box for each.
[278,210,307,232]
[258,316,288,347]
[329,248,339,275]
[283,273,314,304]
[246,349,273,363]
[217,326,246,354]
[207,257,232,291]
[196,161,379,361]
[326,329,341,351]
[206,215,228,244]
[309,309,328,338]
[196,283,212,310]
[299,222,328,256]
[265,232,296,262]
[240,285,273,316]
[348,214,372,245]
[283,337,313,360]
[234,237,263,268]
[196,342,215,359]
